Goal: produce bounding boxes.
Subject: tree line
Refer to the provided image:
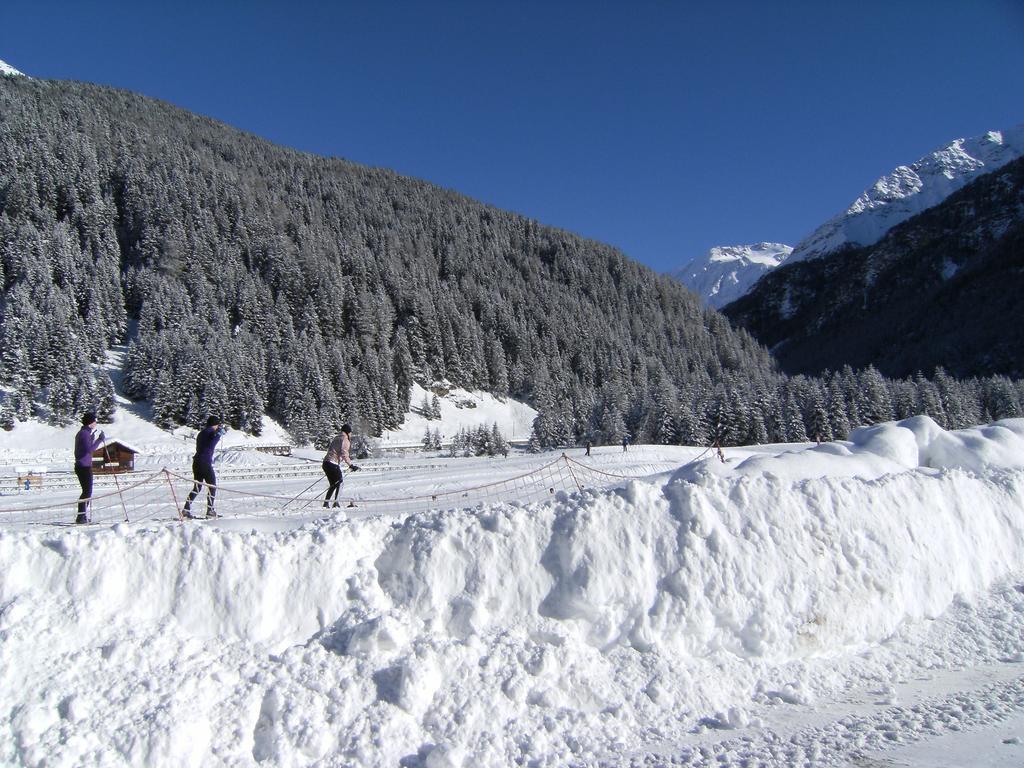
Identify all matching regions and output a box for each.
[529,364,1023,449]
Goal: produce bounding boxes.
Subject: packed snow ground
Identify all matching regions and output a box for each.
[2,417,1024,766]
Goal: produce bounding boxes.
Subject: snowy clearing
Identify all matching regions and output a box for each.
[1,417,1024,766]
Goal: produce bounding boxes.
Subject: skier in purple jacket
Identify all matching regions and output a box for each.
[183,415,227,518]
[73,412,104,523]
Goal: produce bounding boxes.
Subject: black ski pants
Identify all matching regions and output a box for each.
[75,465,93,518]
[322,460,343,502]
[184,459,217,514]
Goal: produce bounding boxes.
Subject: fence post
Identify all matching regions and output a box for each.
[113,473,130,522]
[562,454,585,493]
[163,469,184,521]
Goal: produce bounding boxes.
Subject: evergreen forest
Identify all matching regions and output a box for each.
[0,74,1022,448]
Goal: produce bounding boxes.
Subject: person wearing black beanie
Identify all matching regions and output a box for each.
[321,423,360,508]
[73,412,104,523]
[183,415,227,519]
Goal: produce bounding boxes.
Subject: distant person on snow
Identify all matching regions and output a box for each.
[73,411,104,524]
[585,440,592,457]
[622,435,629,452]
[183,415,227,519]
[322,424,360,508]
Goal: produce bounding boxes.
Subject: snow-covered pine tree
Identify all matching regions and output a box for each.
[0,397,15,431]
[983,376,1021,419]
[95,369,116,423]
[858,366,894,425]
[490,423,509,456]
[746,408,769,446]
[392,330,415,413]
[527,424,543,453]
[913,372,946,426]
[486,336,509,397]
[807,394,832,443]
[46,378,75,426]
[933,368,968,429]
[782,393,808,442]
[826,377,851,441]
[891,379,919,421]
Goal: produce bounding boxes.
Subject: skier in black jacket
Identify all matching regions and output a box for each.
[183,415,227,518]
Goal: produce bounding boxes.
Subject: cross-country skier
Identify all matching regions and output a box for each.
[322,424,360,508]
[73,411,104,524]
[183,415,227,519]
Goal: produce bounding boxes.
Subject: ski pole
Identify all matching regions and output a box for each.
[279,476,324,511]
[296,476,331,511]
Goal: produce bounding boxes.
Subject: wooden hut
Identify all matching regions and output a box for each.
[92,440,139,474]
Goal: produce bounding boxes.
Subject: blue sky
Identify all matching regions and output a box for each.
[2,1,1023,273]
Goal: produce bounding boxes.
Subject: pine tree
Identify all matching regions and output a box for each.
[0,398,15,431]
[934,368,968,429]
[747,409,769,446]
[891,380,919,421]
[486,336,509,397]
[527,424,543,453]
[826,379,851,441]
[858,366,895,425]
[782,394,808,442]
[491,423,509,456]
[984,376,1021,420]
[152,373,177,430]
[46,379,75,426]
[808,401,831,443]
[392,329,414,412]
[914,373,946,426]
[95,369,117,423]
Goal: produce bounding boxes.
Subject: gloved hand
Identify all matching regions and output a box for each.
[97,431,106,442]
[350,464,361,472]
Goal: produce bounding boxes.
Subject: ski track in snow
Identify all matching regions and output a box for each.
[2,417,1024,766]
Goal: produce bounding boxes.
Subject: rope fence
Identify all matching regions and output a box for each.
[0,448,718,529]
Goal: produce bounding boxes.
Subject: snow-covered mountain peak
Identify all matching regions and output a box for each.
[671,242,793,309]
[790,123,1024,263]
[0,59,25,77]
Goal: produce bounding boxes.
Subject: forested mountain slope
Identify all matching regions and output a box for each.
[0,75,776,445]
[723,156,1024,379]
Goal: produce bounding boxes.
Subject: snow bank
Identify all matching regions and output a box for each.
[2,417,1024,766]
[681,417,1024,483]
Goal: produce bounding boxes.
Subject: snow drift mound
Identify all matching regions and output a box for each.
[2,418,1024,766]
